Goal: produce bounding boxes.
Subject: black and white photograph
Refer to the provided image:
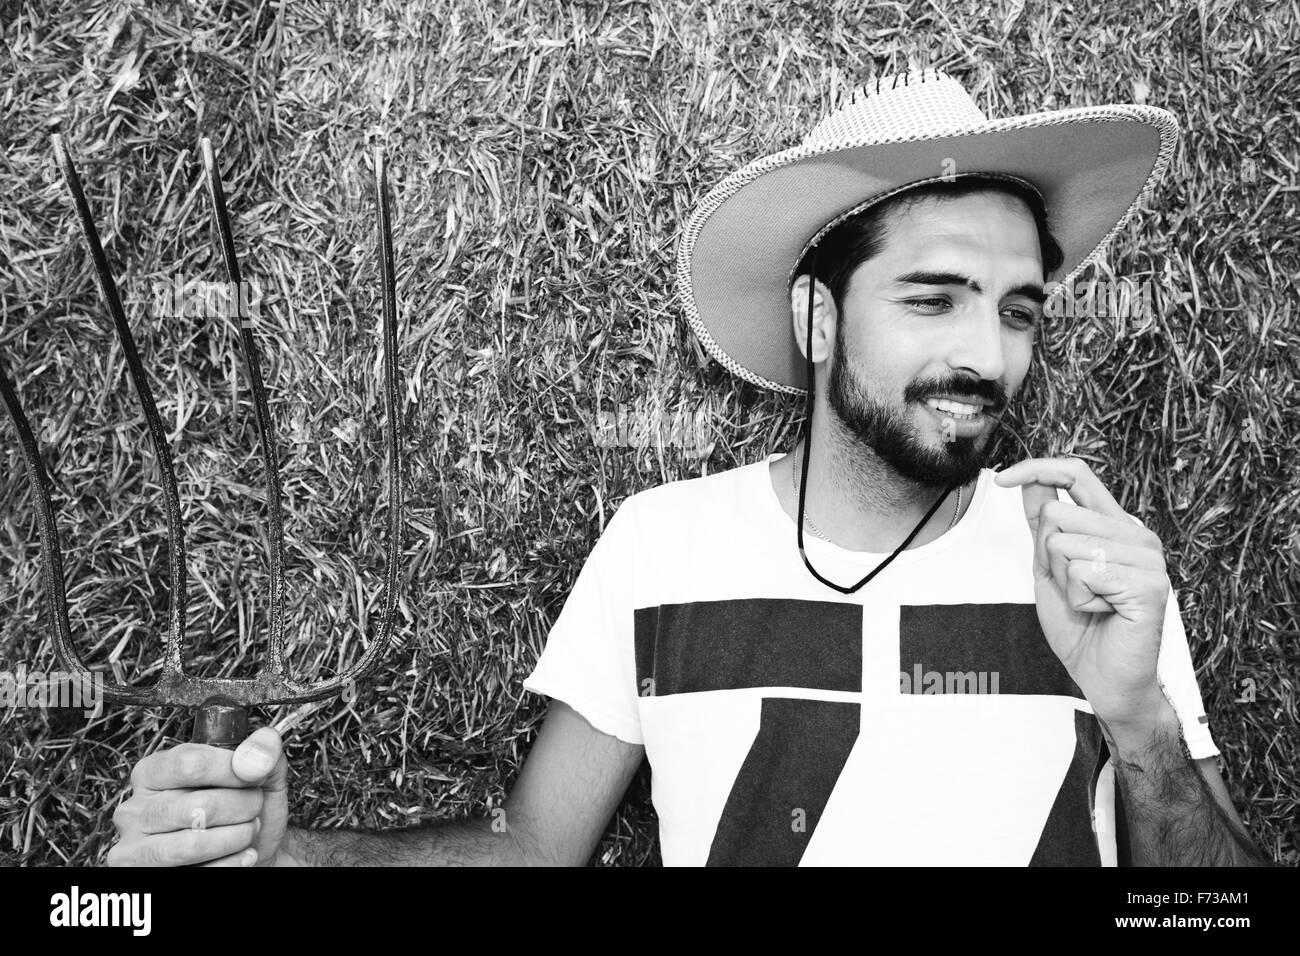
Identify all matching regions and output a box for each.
[0,0,1295,915]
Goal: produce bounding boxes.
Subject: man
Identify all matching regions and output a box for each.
[109,69,1268,866]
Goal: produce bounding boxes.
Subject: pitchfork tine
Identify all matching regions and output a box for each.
[50,133,189,693]
[0,133,403,745]
[200,138,288,679]
[1,354,161,704]
[311,144,405,697]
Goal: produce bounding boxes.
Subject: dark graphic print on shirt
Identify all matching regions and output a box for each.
[633,598,1106,866]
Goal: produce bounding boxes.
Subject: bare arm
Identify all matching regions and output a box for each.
[279,700,645,866]
[1103,702,1271,867]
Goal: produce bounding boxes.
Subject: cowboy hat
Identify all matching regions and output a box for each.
[675,67,1178,395]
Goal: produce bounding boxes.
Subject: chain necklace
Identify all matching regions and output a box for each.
[791,448,963,543]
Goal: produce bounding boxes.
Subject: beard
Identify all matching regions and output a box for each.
[825,327,1002,489]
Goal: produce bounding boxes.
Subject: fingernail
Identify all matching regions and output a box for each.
[240,848,258,867]
[244,749,274,776]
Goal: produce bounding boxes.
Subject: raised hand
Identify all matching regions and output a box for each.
[994,457,1172,731]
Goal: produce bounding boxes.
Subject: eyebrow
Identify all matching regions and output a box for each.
[893,270,1047,305]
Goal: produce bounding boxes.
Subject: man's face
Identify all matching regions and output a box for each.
[825,190,1046,489]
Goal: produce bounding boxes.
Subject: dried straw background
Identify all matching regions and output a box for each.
[1,0,1296,866]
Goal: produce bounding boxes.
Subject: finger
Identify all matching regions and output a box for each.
[138,787,264,835]
[1040,528,1095,608]
[231,727,283,785]
[260,750,288,802]
[1019,480,1059,545]
[113,820,259,867]
[105,841,130,867]
[1064,557,1109,613]
[1043,528,1070,599]
[131,743,246,793]
[1065,559,1168,620]
[1042,532,1165,577]
[995,457,1129,521]
[1045,530,1149,606]
[248,749,289,865]
[1036,504,1163,592]
[1037,500,1157,547]
[198,848,259,868]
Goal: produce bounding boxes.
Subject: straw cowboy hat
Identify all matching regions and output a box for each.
[675,67,1178,395]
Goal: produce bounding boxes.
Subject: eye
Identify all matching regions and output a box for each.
[1003,306,1039,328]
[908,297,950,313]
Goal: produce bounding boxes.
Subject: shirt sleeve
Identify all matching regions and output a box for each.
[522,494,645,745]
[1122,504,1219,759]
[1155,585,1220,759]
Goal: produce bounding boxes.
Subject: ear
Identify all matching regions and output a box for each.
[790,274,835,365]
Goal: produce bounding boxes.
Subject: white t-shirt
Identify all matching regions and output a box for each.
[524,454,1219,866]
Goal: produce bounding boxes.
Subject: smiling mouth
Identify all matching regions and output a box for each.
[918,400,999,439]
[921,397,993,419]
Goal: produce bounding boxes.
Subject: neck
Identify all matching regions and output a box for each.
[824,416,933,515]
[781,420,969,552]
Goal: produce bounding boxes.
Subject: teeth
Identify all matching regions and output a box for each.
[925,398,982,416]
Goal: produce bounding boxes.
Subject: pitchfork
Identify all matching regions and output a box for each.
[0,134,403,748]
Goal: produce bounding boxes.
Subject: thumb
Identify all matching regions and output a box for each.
[1019,481,1058,537]
[1019,482,1059,581]
[232,726,290,867]
[231,726,283,786]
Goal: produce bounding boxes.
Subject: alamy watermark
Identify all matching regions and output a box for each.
[591,403,713,458]
[141,274,264,328]
[50,886,151,936]
[899,664,1001,695]
[1044,277,1154,321]
[0,666,104,717]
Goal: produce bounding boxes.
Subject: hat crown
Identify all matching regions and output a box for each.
[805,69,989,146]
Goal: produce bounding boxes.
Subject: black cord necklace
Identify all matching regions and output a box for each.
[796,243,958,596]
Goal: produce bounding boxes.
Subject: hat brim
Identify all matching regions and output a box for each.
[676,105,1178,395]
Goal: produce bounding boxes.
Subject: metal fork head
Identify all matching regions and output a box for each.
[0,134,403,743]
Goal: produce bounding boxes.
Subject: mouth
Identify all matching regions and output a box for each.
[920,397,994,436]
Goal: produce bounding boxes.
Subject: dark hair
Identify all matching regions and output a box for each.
[793,176,1064,317]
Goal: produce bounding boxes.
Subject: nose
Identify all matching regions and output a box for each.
[946,301,1008,385]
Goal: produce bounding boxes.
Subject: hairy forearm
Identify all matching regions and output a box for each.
[278,819,531,867]
[1104,714,1270,867]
